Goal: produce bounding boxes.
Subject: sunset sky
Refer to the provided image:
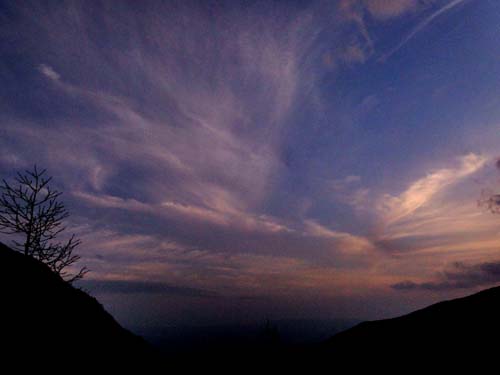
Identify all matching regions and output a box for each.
[1,0,500,329]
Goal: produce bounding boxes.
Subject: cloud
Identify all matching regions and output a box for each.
[392,261,500,291]
[73,191,153,212]
[304,220,374,254]
[63,219,385,304]
[378,153,486,225]
[364,0,419,20]
[343,44,368,64]
[74,189,294,236]
[1,0,496,324]
[330,175,362,191]
[329,176,370,211]
[360,155,500,290]
[337,0,375,64]
[379,0,469,61]
[358,153,500,291]
[339,0,468,64]
[19,4,325,226]
[358,94,380,114]
[79,279,218,297]
[38,64,60,81]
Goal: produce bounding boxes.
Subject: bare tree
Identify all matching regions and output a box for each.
[0,166,87,283]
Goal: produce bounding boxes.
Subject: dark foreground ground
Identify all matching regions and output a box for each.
[0,242,154,369]
[3,241,500,371]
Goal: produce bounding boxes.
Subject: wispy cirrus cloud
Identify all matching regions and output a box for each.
[379,0,470,61]
[20,4,317,219]
[0,0,497,324]
[365,154,495,261]
[38,63,60,81]
[73,227,345,300]
[364,0,419,20]
[378,155,500,291]
[377,153,487,225]
[304,220,374,255]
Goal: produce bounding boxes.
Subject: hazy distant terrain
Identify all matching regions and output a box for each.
[136,318,359,355]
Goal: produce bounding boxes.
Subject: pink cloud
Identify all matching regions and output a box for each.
[364,0,419,20]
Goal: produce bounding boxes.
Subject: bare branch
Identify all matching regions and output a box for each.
[0,166,88,283]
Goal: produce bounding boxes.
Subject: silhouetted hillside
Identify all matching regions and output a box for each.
[0,242,155,367]
[321,286,500,368]
[6,235,498,371]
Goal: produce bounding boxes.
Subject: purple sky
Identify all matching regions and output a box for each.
[1,0,500,329]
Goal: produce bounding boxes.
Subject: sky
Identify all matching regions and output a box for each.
[1,0,500,329]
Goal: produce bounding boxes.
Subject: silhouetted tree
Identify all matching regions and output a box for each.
[0,166,87,282]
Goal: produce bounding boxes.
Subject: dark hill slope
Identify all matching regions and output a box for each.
[0,242,155,366]
[322,286,500,366]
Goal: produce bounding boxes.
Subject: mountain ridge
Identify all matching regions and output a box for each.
[319,284,500,368]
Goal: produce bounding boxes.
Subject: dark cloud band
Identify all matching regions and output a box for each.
[392,261,500,291]
[79,279,218,298]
